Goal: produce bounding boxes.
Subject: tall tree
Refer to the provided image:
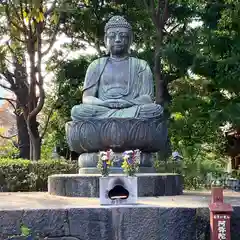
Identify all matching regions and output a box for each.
[0,0,64,160]
[140,0,203,105]
[191,0,240,169]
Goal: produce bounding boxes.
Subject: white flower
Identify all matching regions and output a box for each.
[101,155,108,161]
[172,151,183,161]
[124,150,133,154]
[99,151,106,156]
[134,149,141,156]
[108,149,115,160]
[134,149,141,164]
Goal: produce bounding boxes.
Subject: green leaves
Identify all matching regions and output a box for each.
[0,158,77,191]
[22,7,45,23]
[172,112,185,121]
[20,224,31,237]
[51,11,59,25]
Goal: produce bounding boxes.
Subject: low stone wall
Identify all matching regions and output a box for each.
[2,206,240,240]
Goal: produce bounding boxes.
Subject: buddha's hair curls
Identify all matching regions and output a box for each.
[104,16,132,33]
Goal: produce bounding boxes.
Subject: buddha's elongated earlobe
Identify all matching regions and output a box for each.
[104,36,110,54]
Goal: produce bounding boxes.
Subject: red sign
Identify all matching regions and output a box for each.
[209,187,233,240]
[212,214,231,240]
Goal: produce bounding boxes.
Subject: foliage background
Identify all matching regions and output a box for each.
[0,0,240,188]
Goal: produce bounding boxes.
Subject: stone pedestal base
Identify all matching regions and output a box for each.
[48,173,183,197]
[66,118,170,154]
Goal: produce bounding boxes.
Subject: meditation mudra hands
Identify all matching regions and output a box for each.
[102,99,134,109]
[102,95,153,109]
[83,94,154,109]
[82,96,133,108]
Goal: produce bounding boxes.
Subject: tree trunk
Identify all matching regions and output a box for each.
[30,136,41,161]
[14,54,31,159]
[28,117,41,161]
[16,104,30,159]
[154,39,164,104]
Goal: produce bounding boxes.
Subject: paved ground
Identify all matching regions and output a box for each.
[0,190,239,210]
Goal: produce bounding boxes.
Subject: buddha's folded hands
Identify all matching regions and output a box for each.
[103,99,134,109]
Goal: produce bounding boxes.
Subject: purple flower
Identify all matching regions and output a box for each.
[26,236,34,240]
[127,158,133,165]
[103,161,107,168]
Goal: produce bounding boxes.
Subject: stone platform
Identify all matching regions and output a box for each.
[0,191,240,240]
[48,173,183,197]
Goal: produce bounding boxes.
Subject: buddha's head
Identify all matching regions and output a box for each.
[104,16,133,57]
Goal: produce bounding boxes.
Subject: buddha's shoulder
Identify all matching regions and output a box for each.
[88,56,150,70]
[88,57,108,68]
[130,57,150,71]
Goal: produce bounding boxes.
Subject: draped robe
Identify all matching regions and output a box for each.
[71,57,163,119]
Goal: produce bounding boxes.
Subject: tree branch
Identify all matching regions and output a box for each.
[0,133,17,140]
[8,0,24,26]
[149,0,158,27]
[18,0,28,38]
[28,81,45,119]
[150,0,155,9]
[160,0,169,29]
[157,0,162,18]
[42,20,60,56]
[8,16,26,34]
[2,70,15,88]
[42,51,70,79]
[0,97,15,102]
[143,0,161,31]
[167,23,182,35]
[142,0,150,11]
[45,0,58,17]
[10,34,25,43]
[40,106,54,139]
[0,97,16,110]
[28,24,45,120]
[5,3,27,43]
[6,41,15,55]
[40,79,63,139]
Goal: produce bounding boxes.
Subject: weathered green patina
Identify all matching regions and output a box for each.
[71,16,163,120]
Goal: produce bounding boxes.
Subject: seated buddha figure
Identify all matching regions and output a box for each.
[71,16,163,120]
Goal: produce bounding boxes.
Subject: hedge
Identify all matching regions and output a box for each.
[0,158,78,192]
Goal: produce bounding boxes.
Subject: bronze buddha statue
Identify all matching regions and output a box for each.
[66,16,170,173]
[71,15,163,120]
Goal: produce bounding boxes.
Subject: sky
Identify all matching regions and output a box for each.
[0,88,5,106]
[0,33,97,104]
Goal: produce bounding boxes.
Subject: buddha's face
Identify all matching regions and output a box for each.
[105,27,131,56]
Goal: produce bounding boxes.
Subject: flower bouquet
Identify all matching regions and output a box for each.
[97,149,115,176]
[121,149,141,176]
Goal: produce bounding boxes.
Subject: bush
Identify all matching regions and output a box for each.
[0,138,19,158]
[154,159,225,190]
[0,158,78,192]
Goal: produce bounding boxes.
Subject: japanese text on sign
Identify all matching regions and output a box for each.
[217,220,226,240]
